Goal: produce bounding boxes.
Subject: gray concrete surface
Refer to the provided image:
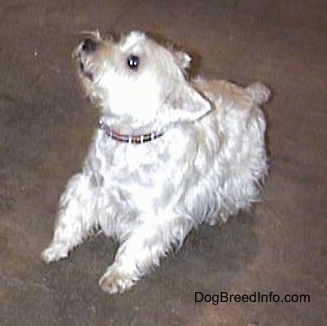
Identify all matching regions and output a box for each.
[1,1,326,325]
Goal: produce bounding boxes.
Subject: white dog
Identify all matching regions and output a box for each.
[42,31,270,294]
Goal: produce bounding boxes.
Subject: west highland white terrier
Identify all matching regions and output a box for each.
[42,31,270,294]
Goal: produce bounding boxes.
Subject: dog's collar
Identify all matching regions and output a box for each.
[98,120,164,144]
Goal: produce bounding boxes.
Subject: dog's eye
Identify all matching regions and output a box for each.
[127,55,140,70]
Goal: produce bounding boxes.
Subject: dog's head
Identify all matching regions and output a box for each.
[73,31,211,131]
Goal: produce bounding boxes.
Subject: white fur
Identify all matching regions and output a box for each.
[42,31,270,294]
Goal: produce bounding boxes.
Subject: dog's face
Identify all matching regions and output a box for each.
[74,31,211,130]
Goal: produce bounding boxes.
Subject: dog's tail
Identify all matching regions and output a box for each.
[246,82,271,106]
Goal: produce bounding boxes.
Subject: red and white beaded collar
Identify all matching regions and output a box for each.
[98,120,164,144]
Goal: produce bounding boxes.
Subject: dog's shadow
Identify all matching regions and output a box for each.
[154,210,259,293]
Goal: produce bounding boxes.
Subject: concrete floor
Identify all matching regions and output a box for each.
[1,0,326,325]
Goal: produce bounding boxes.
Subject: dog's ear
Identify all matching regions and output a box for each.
[162,83,212,124]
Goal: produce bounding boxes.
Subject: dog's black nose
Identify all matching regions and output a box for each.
[82,38,97,52]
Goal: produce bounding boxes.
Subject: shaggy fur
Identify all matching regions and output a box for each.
[42,31,270,294]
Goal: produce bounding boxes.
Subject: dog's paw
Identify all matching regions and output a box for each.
[99,265,135,294]
[41,243,69,263]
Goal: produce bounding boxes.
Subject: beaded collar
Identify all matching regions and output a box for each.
[98,120,164,144]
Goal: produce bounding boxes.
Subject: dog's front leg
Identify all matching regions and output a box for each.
[99,215,194,294]
[42,173,98,263]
